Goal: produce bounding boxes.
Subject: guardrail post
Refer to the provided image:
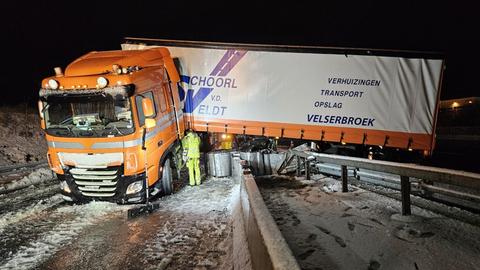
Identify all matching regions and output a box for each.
[296,156,302,176]
[400,175,411,215]
[306,160,311,180]
[341,165,348,192]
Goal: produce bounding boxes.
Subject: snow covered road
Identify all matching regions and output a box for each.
[257,175,480,270]
[0,175,237,270]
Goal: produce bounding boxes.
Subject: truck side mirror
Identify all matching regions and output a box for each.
[142,98,155,118]
[141,97,156,129]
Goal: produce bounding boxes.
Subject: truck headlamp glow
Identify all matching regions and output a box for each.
[126,181,143,195]
[97,77,108,88]
[48,79,59,90]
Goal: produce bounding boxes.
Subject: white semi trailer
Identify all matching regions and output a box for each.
[123,38,444,155]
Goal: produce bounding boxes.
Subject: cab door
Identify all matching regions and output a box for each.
[156,69,176,142]
[135,91,163,185]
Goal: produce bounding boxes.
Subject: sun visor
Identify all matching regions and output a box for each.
[39,85,134,99]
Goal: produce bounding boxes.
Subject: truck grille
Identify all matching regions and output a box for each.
[70,167,120,197]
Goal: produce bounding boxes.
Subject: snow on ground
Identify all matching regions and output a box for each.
[0,107,47,166]
[0,167,54,193]
[142,177,236,270]
[257,174,480,270]
[0,167,59,227]
[0,201,128,270]
[0,194,63,234]
[158,176,236,215]
[0,176,238,270]
[0,174,237,270]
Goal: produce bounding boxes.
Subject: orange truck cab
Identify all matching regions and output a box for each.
[38,48,185,203]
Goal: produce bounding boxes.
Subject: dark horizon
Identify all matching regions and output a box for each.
[1,1,478,105]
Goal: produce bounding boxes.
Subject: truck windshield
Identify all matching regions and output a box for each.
[44,94,134,137]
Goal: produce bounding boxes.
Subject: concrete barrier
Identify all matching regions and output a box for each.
[232,156,300,270]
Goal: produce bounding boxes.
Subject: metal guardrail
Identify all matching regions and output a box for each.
[284,149,480,216]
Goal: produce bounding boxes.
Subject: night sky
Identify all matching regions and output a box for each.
[1,1,478,105]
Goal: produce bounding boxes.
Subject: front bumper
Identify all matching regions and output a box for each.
[58,167,147,204]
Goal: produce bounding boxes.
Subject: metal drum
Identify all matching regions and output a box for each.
[207,151,232,177]
[207,152,216,176]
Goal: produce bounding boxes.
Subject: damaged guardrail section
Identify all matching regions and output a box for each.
[289,149,480,215]
[231,155,300,270]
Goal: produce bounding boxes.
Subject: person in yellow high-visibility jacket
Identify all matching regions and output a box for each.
[181,130,202,186]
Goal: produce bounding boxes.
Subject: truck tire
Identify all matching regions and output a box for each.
[162,158,174,195]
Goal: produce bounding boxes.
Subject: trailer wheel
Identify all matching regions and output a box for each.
[162,158,174,195]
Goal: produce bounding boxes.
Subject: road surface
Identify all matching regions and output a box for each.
[0,171,236,270]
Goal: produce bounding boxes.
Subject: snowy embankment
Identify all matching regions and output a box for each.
[0,167,54,194]
[0,106,47,166]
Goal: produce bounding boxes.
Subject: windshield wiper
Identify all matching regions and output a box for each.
[106,124,124,136]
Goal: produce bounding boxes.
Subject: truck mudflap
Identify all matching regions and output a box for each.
[57,167,149,204]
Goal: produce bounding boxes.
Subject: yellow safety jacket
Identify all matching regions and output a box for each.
[182,132,201,159]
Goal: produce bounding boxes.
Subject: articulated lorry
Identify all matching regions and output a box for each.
[38,38,444,203]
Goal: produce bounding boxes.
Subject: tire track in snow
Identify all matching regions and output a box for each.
[0,202,127,270]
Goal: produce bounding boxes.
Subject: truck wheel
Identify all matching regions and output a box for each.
[162,158,174,195]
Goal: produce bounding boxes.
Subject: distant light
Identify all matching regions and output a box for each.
[97,77,108,88]
[468,100,473,104]
[452,101,459,108]
[275,136,280,140]
[48,79,59,90]
[221,134,227,139]
[122,67,128,74]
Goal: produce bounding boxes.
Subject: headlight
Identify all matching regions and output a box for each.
[60,181,71,193]
[97,77,108,88]
[48,79,59,90]
[126,181,143,195]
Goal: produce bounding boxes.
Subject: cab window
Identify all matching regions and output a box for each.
[157,86,169,113]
